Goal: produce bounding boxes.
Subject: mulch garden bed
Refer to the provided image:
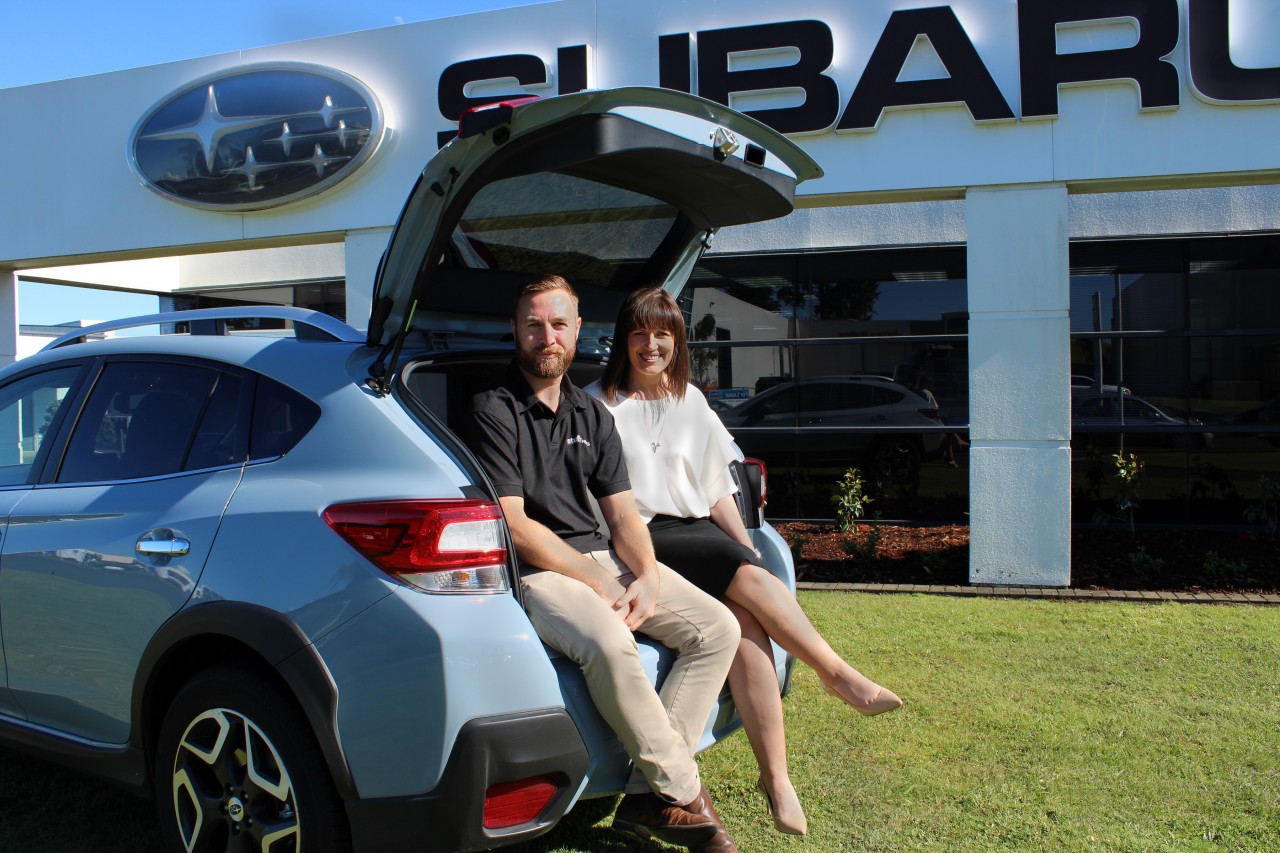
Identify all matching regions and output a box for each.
[775,522,1280,595]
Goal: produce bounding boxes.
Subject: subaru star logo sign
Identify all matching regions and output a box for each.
[129,63,385,211]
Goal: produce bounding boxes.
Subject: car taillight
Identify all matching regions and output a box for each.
[323,499,509,593]
[918,407,942,423]
[744,457,767,509]
[483,776,559,829]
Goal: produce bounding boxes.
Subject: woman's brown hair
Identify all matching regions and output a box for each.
[598,287,690,402]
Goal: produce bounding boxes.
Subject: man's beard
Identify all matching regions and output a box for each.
[518,342,576,379]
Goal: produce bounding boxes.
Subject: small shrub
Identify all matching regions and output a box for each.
[1244,475,1280,537]
[1202,551,1247,587]
[841,518,881,563]
[788,533,807,566]
[1128,544,1165,574]
[1091,451,1145,533]
[831,467,873,533]
[1189,457,1240,502]
[919,549,947,575]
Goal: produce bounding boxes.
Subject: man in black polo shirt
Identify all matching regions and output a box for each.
[466,275,740,853]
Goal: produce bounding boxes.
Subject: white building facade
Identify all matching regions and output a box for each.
[3,0,1279,586]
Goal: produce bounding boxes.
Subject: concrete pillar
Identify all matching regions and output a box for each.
[0,270,18,367]
[343,227,393,334]
[966,184,1071,587]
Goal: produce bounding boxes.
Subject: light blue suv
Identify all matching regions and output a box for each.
[0,88,820,852]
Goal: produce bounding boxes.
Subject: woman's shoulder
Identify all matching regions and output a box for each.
[679,385,719,415]
[682,383,709,404]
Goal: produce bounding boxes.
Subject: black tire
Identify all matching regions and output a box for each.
[154,664,352,853]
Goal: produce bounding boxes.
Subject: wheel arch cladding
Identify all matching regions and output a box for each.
[132,601,356,800]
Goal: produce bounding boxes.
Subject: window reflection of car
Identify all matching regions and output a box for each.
[1071,375,1130,396]
[1228,395,1280,446]
[718,376,946,492]
[1072,393,1213,449]
[707,396,746,414]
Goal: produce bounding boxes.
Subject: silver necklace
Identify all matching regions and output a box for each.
[632,390,671,453]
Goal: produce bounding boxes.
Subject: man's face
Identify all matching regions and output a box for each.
[513,288,582,380]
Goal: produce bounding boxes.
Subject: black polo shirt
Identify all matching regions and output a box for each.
[465,363,630,553]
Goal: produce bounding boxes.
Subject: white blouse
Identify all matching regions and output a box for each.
[585,380,739,522]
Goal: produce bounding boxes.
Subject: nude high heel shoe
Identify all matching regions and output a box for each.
[756,777,807,835]
[822,680,903,716]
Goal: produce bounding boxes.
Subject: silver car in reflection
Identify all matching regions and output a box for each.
[718,375,946,491]
[1073,392,1213,449]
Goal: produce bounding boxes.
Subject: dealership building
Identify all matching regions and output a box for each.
[1,0,1278,587]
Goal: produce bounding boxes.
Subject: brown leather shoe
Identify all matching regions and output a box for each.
[684,786,738,853]
[612,784,726,847]
[695,825,739,853]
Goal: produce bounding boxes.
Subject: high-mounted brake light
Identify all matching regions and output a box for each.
[457,96,541,139]
[323,499,509,593]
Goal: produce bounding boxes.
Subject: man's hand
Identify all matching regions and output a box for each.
[612,571,658,630]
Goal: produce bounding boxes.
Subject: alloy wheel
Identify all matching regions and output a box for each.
[171,708,300,853]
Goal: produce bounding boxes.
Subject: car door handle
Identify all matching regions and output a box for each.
[136,538,191,557]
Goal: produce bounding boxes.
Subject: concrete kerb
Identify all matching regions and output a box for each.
[795,581,1280,605]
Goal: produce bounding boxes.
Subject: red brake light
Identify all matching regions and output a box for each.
[744,457,767,509]
[483,776,559,829]
[323,499,509,593]
[918,407,942,423]
[457,96,541,138]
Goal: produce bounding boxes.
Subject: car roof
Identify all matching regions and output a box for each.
[7,316,369,402]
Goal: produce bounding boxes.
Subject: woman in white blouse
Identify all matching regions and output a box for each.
[586,287,900,836]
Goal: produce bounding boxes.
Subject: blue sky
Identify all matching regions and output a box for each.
[2,0,544,326]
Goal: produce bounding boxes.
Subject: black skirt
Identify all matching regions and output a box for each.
[647,515,761,600]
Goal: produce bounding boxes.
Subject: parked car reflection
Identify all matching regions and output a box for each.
[1227,394,1280,446]
[1072,392,1213,449]
[1071,375,1130,396]
[718,375,946,493]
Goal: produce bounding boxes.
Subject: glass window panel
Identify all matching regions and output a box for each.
[456,172,677,288]
[1071,336,1189,417]
[695,247,971,523]
[1071,441,1194,524]
[1070,271,1186,332]
[799,249,967,338]
[1189,267,1280,331]
[0,367,81,487]
[690,253,801,325]
[1189,334,1280,429]
[186,373,250,470]
[251,376,321,460]
[59,363,216,483]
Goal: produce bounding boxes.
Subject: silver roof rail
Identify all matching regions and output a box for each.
[42,306,364,351]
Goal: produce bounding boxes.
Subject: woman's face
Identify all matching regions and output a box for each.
[626,325,675,383]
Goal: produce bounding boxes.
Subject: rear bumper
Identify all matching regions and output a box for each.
[344,708,589,853]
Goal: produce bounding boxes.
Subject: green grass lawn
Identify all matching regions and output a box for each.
[2,593,1276,852]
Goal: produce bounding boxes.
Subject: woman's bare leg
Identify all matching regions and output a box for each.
[725,600,806,835]
[725,563,893,708]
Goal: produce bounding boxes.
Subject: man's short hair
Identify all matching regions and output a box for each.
[515,274,579,317]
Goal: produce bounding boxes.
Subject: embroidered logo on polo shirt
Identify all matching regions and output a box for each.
[566,435,592,447]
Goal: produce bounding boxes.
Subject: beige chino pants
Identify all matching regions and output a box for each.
[521,550,740,805]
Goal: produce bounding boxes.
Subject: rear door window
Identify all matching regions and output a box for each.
[57,362,249,483]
